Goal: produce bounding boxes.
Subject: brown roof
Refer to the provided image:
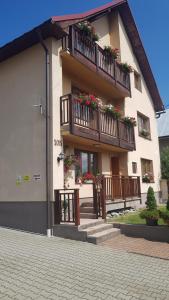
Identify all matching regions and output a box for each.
[0,0,164,112]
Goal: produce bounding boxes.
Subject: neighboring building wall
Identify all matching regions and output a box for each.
[159,137,169,153]
[0,42,52,233]
[117,14,161,203]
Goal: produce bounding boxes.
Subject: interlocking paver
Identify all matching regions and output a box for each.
[101,234,169,260]
[0,228,169,300]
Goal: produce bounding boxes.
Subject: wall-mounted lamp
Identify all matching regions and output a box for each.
[57,152,64,163]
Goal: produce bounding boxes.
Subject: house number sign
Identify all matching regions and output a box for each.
[54,139,62,146]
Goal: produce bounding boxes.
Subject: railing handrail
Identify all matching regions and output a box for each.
[60,94,135,147]
[62,25,130,91]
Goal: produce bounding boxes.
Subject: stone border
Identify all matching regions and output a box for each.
[113,223,169,243]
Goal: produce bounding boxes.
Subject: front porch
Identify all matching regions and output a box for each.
[54,175,141,227]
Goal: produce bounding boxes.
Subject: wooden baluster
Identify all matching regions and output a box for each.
[74,189,80,226]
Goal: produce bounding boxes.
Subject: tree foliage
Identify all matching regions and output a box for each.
[146,186,157,210]
[161,147,169,180]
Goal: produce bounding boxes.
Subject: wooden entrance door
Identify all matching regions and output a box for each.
[111,157,119,175]
[111,157,121,199]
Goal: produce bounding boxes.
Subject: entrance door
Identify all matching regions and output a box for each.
[111,157,120,199]
[111,157,119,175]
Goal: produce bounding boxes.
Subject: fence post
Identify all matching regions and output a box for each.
[54,190,61,224]
[74,189,80,226]
[93,183,99,219]
[69,94,74,134]
[137,177,141,204]
[101,177,106,220]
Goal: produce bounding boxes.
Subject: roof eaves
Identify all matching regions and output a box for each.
[51,0,126,23]
[118,2,164,112]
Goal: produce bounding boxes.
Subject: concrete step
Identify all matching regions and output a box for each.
[78,219,105,230]
[80,207,94,213]
[87,228,120,244]
[82,223,114,236]
[81,202,93,208]
[80,213,96,219]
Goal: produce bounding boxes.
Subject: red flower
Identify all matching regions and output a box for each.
[86,101,91,106]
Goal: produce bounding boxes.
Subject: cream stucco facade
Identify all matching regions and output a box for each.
[0,5,163,233]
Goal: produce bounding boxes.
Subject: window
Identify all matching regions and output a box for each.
[134,71,142,92]
[132,162,137,174]
[75,150,98,183]
[141,159,154,183]
[137,112,151,139]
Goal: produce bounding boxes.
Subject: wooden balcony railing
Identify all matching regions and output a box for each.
[103,175,141,201]
[60,94,135,151]
[54,189,80,226]
[61,25,131,94]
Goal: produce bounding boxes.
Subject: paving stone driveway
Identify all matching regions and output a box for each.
[0,228,169,300]
[101,235,169,260]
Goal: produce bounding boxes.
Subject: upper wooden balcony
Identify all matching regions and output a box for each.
[60,94,135,151]
[61,26,131,98]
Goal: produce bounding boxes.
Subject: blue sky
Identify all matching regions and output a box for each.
[0,0,168,107]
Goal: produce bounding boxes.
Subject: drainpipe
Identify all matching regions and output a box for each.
[36,29,52,237]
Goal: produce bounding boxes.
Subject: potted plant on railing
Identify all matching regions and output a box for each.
[140,128,150,138]
[142,173,154,183]
[76,94,99,110]
[103,46,119,64]
[82,172,95,184]
[77,21,99,43]
[103,104,121,119]
[118,62,133,73]
[122,116,137,127]
[160,198,169,226]
[140,186,159,226]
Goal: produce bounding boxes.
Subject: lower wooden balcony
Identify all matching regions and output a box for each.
[60,94,136,151]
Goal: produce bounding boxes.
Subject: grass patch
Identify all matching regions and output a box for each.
[108,206,166,225]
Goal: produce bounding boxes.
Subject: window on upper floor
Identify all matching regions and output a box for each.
[134,71,142,92]
[132,162,137,174]
[137,112,151,139]
[141,159,154,183]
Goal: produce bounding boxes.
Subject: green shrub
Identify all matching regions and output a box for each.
[167,198,169,211]
[145,187,157,210]
[160,210,169,220]
[140,209,159,220]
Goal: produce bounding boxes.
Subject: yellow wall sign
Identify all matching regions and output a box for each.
[23,175,30,182]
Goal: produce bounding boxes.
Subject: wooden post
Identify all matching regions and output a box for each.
[121,176,125,200]
[101,177,106,220]
[93,183,98,219]
[137,177,141,203]
[95,44,99,70]
[69,26,75,55]
[54,190,61,224]
[69,94,74,134]
[74,189,80,226]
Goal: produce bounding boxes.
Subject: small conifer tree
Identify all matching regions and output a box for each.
[146,187,157,210]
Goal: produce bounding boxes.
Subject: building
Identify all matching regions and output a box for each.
[158,109,169,152]
[157,109,169,202]
[0,0,164,238]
